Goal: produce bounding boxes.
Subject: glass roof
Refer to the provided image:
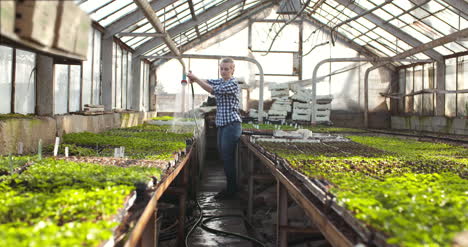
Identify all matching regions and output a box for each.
[76,0,468,65]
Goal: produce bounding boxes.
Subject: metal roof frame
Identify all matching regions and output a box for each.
[73,0,467,65]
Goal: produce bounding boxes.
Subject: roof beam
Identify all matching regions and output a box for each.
[133,0,245,58]
[441,0,468,15]
[104,0,176,39]
[133,0,185,71]
[118,32,166,37]
[187,0,202,39]
[152,1,274,67]
[333,0,443,61]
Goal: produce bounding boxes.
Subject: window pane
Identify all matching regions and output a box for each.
[93,31,102,105]
[115,45,122,109]
[398,69,405,113]
[69,65,81,112]
[15,49,35,114]
[0,46,13,113]
[122,51,128,109]
[458,94,467,117]
[422,64,434,115]
[445,58,456,117]
[414,65,423,114]
[459,56,467,90]
[145,63,150,111]
[127,52,133,109]
[457,57,467,116]
[405,67,413,113]
[141,62,150,111]
[82,29,94,107]
[54,65,69,115]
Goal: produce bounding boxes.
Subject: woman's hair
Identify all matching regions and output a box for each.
[220,57,235,65]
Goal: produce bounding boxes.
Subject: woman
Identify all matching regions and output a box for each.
[187,57,242,199]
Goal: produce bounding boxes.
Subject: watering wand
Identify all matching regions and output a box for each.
[186,71,195,110]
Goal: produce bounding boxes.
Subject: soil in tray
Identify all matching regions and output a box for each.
[259,141,389,157]
[55,156,169,169]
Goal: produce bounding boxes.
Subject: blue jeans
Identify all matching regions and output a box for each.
[217,122,241,193]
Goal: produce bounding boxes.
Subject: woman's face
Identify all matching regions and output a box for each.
[220,62,234,81]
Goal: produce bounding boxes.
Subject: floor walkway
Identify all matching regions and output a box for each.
[187,151,254,247]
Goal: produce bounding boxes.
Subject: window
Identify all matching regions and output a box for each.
[53,64,82,115]
[413,65,423,114]
[456,56,467,117]
[112,42,133,109]
[405,67,413,114]
[140,61,150,112]
[445,58,456,117]
[400,56,467,118]
[54,64,69,114]
[0,46,13,114]
[0,45,36,114]
[422,63,435,115]
[82,28,102,107]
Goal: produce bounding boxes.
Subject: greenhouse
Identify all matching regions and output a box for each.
[0,0,467,246]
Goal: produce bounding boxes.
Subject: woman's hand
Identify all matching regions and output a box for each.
[187,71,197,83]
[186,71,213,94]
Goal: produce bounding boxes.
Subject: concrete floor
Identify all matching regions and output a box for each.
[187,158,254,247]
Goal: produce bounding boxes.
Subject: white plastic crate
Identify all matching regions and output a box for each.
[291,93,311,102]
[271,104,291,112]
[292,113,311,121]
[293,102,311,109]
[316,109,331,117]
[293,108,311,114]
[315,103,331,110]
[249,109,268,118]
[268,110,288,116]
[269,83,289,90]
[271,89,289,97]
[315,115,330,122]
[316,95,333,104]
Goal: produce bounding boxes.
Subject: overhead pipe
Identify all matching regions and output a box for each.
[133,0,186,72]
[311,58,431,125]
[145,54,266,123]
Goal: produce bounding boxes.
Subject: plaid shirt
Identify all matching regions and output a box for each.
[207,77,242,127]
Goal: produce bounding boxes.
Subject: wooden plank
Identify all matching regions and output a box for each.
[247,151,254,222]
[125,148,193,247]
[279,225,321,233]
[277,182,288,247]
[241,137,353,247]
[0,33,85,61]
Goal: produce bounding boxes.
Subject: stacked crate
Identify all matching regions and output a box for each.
[314,95,333,123]
[291,89,333,123]
[249,109,268,119]
[292,102,312,121]
[268,84,291,122]
[291,89,312,121]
